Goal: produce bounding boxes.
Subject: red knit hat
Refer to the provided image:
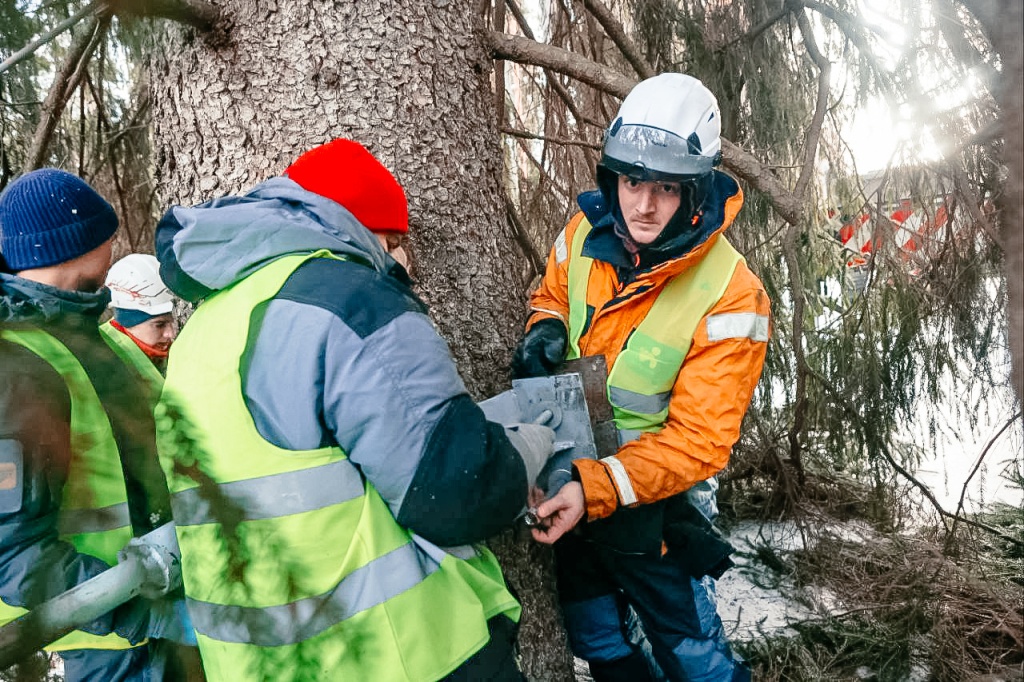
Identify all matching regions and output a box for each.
[284,138,409,234]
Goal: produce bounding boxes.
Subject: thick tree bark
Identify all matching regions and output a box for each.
[148,1,573,678]
[992,1,1024,402]
[961,0,1023,402]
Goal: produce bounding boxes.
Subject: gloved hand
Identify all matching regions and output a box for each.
[511,318,568,379]
[147,598,197,646]
[504,422,556,487]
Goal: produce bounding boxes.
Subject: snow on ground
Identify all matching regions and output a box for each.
[716,520,823,642]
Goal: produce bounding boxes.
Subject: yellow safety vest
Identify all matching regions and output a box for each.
[0,327,142,651]
[565,219,743,442]
[157,250,519,682]
[99,320,164,394]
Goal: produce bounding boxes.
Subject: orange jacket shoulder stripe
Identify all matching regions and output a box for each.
[526,182,770,521]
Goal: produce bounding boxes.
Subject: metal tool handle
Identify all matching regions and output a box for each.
[0,522,183,670]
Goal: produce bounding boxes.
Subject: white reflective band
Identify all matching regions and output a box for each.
[554,228,568,263]
[603,456,638,506]
[705,313,769,342]
[413,534,479,562]
[608,386,671,415]
[171,460,364,527]
[59,502,131,535]
[188,541,438,646]
[530,307,566,324]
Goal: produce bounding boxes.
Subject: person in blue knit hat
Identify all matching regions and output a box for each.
[0,169,198,681]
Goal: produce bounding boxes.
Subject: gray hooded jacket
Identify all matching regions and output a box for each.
[156,178,528,545]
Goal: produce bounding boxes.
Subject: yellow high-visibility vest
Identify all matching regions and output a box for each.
[565,219,743,441]
[0,327,143,651]
[158,250,519,681]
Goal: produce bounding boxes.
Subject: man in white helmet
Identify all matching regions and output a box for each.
[511,73,770,681]
[102,254,178,376]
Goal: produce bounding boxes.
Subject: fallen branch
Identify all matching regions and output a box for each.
[947,410,1023,547]
[809,365,1023,548]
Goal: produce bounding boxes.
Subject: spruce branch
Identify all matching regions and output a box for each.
[794,8,831,201]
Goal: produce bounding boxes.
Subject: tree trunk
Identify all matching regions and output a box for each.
[994,1,1024,403]
[148,1,573,678]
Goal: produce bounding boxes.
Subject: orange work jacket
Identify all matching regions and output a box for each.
[526,178,770,522]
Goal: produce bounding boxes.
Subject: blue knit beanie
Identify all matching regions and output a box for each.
[113,307,155,328]
[0,168,118,271]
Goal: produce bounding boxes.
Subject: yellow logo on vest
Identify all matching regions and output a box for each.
[638,345,663,370]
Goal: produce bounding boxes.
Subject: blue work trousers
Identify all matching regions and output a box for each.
[554,484,748,682]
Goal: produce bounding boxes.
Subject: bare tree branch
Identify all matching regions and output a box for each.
[27,16,107,171]
[107,0,220,31]
[580,0,655,80]
[794,8,830,200]
[483,30,636,98]
[481,30,807,224]
[0,1,102,76]
[505,194,545,281]
[721,140,805,224]
[505,0,604,128]
[501,126,602,149]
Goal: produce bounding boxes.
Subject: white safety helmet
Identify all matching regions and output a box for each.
[601,73,722,182]
[105,254,175,315]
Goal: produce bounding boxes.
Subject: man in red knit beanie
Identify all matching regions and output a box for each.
[285,137,410,269]
[153,138,558,681]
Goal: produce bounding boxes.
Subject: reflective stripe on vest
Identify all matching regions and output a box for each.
[0,328,139,651]
[100,321,165,392]
[565,219,744,435]
[158,250,519,681]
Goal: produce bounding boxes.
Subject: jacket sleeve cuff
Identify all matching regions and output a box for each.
[526,310,566,329]
[574,458,619,520]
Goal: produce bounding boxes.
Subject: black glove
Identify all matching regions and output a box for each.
[511,318,568,379]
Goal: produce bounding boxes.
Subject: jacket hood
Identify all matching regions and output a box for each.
[0,272,110,324]
[156,177,396,303]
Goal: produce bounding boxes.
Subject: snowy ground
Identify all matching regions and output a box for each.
[716,520,825,642]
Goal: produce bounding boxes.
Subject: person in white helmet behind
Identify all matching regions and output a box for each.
[511,73,771,681]
[102,253,178,376]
